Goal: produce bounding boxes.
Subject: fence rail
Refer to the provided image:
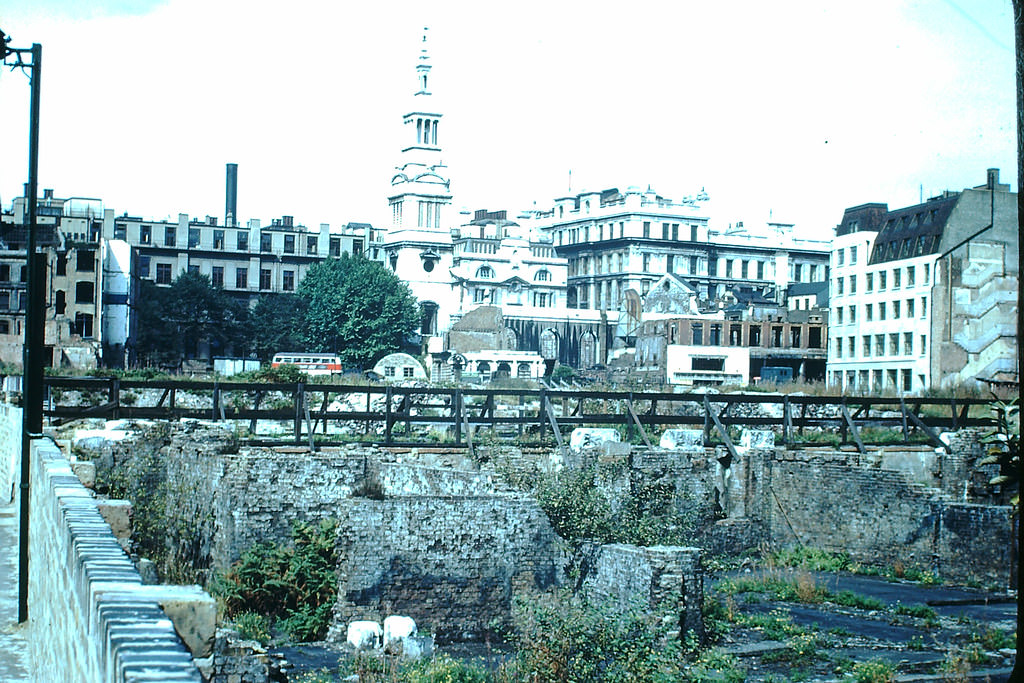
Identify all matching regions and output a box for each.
[42,376,993,453]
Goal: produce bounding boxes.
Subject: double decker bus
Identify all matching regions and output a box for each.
[270,352,343,376]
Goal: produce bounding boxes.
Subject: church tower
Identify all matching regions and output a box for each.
[388,28,452,230]
[382,28,458,341]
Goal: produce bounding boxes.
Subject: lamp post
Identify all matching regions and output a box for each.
[1,28,44,625]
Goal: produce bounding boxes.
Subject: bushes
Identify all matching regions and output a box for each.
[213,519,339,642]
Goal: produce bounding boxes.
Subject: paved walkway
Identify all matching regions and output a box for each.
[0,500,30,681]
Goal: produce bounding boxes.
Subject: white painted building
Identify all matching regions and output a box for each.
[827,170,1018,393]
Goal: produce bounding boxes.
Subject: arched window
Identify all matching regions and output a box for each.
[534,269,551,282]
[540,329,559,360]
[579,332,598,369]
[476,266,494,279]
[420,301,438,335]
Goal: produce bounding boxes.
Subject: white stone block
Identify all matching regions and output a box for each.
[347,620,382,650]
[739,430,774,449]
[569,428,621,450]
[383,615,417,648]
[660,429,704,451]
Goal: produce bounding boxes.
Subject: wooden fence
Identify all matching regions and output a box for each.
[43,376,993,455]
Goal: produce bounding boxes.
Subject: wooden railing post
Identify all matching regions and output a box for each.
[110,377,120,420]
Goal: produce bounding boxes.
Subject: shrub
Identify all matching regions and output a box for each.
[213,519,339,642]
[506,590,683,682]
[232,612,272,644]
[848,658,896,683]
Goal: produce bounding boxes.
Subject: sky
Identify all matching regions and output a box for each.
[0,0,1016,239]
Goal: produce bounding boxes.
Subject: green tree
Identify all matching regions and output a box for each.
[296,254,419,367]
[135,271,247,367]
[245,293,307,360]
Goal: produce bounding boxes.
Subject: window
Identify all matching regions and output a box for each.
[72,312,93,338]
[692,357,725,372]
[76,250,95,272]
[710,324,722,345]
[889,334,899,355]
[906,266,915,287]
[729,324,742,345]
[923,263,930,284]
[139,256,150,278]
[691,323,703,345]
[307,236,318,255]
[920,296,927,317]
[904,332,913,355]
[906,298,914,317]
[690,225,698,241]
[156,263,172,284]
[56,255,67,276]
[476,266,494,279]
[875,334,884,356]
[837,250,845,266]
[284,235,295,254]
[235,267,248,289]
[749,327,761,346]
[403,367,414,378]
[879,302,886,320]
[835,338,843,358]
[691,255,699,274]
[261,232,272,252]
[113,224,126,240]
[0,321,8,334]
[75,281,94,304]
[893,300,900,318]
[643,254,650,271]
[165,226,176,247]
[283,270,295,291]
[725,260,733,278]
[188,265,199,275]
[662,223,669,239]
[772,326,783,347]
[533,292,549,307]
[920,334,927,355]
[643,221,650,238]
[848,275,856,293]
[850,246,857,264]
[790,327,801,348]
[214,230,225,249]
[866,303,873,321]
[385,366,395,377]
[211,266,224,287]
[836,307,843,325]
[534,269,551,282]
[188,228,200,248]
[757,261,764,279]
[237,231,249,251]
[672,224,679,240]
[848,336,855,357]
[866,273,873,292]
[473,288,487,303]
[330,237,341,257]
[863,335,871,356]
[140,225,151,244]
[849,305,856,323]
[892,268,901,289]
[260,268,272,290]
[836,278,844,295]
[879,271,886,290]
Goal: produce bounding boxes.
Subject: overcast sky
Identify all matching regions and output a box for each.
[0,0,1015,237]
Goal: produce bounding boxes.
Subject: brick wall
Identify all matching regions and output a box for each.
[27,437,204,681]
[330,495,565,643]
[581,543,704,643]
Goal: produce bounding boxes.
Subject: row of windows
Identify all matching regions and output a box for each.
[116,224,352,257]
[833,333,926,358]
[832,368,919,393]
[473,266,551,281]
[151,263,296,291]
[471,288,554,307]
[662,322,824,349]
[833,263,930,295]
[833,297,927,324]
[556,220,702,246]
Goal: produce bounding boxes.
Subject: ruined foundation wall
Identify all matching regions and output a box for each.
[330,495,566,643]
[581,544,704,642]
[765,453,1012,586]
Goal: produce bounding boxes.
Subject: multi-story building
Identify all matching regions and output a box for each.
[108,211,379,306]
[827,169,1017,393]
[523,187,831,311]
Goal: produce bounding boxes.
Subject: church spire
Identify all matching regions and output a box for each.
[416,27,432,96]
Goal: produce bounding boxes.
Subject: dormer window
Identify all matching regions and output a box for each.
[476,266,494,279]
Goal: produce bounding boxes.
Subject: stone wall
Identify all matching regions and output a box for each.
[581,543,704,643]
[330,495,565,643]
[0,403,20,502]
[27,437,206,682]
[763,451,1013,587]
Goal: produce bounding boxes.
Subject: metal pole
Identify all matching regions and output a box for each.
[1012,2,1023,679]
[18,42,43,624]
